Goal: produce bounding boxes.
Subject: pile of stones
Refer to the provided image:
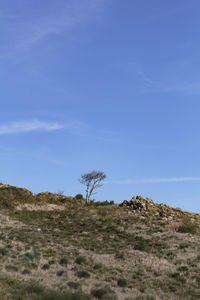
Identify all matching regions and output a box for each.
[119,195,155,212]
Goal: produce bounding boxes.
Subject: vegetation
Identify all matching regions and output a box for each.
[79,171,106,203]
[0,183,200,299]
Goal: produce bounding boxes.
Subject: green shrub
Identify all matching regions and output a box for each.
[0,199,14,209]
[0,247,8,256]
[75,255,87,265]
[117,278,128,287]
[25,252,34,260]
[57,270,64,276]
[177,221,197,234]
[5,265,18,272]
[134,239,150,252]
[48,259,56,265]
[93,263,103,270]
[77,270,90,278]
[67,281,81,290]
[13,282,92,300]
[91,287,116,299]
[91,288,107,299]
[75,194,84,200]
[59,257,68,266]
[41,264,50,270]
[115,252,124,259]
[126,296,156,300]
[22,268,31,275]
[177,266,188,272]
[91,200,114,206]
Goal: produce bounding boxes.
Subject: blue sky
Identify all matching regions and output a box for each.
[1,0,200,212]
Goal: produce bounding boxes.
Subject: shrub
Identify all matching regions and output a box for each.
[25,252,34,260]
[75,255,87,265]
[59,257,68,266]
[22,268,31,275]
[77,270,90,278]
[134,239,150,252]
[126,296,156,300]
[15,282,92,299]
[91,288,107,299]
[67,281,81,290]
[0,247,8,256]
[48,259,56,265]
[117,278,128,287]
[91,287,116,299]
[0,199,14,209]
[91,200,114,206]
[5,265,18,272]
[115,252,124,259]
[93,263,103,270]
[41,263,50,270]
[57,270,64,276]
[177,221,197,234]
[75,194,83,200]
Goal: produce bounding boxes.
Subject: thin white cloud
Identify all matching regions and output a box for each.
[109,177,200,184]
[0,120,64,135]
[0,0,104,53]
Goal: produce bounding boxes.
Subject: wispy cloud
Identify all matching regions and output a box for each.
[0,119,110,141]
[118,59,200,95]
[0,120,64,135]
[109,177,200,184]
[0,0,104,54]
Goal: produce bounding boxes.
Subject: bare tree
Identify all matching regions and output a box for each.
[79,171,107,204]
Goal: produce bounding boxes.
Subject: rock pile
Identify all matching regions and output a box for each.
[119,195,155,212]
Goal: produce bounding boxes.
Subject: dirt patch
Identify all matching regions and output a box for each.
[15,204,65,211]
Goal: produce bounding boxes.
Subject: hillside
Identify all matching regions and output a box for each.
[0,184,200,299]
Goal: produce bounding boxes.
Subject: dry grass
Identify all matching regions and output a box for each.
[0,191,199,299]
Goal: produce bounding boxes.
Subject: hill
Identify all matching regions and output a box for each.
[0,183,199,299]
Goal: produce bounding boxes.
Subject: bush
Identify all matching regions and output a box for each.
[117,278,128,287]
[91,288,107,299]
[0,247,8,256]
[22,268,31,275]
[93,263,103,270]
[75,194,83,200]
[5,265,18,272]
[75,255,87,265]
[41,264,50,270]
[91,287,117,299]
[134,239,150,252]
[177,222,197,234]
[57,270,64,276]
[126,296,156,300]
[91,200,114,206]
[59,257,68,266]
[14,282,92,300]
[115,252,124,260]
[67,281,81,290]
[77,270,90,278]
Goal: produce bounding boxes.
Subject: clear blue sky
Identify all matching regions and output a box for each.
[1,0,200,212]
